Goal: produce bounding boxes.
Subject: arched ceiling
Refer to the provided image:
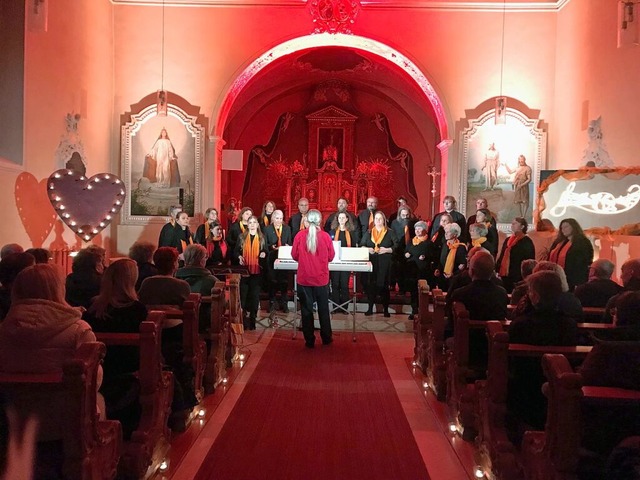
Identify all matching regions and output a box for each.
[226,46,438,136]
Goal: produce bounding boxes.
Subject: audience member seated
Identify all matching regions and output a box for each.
[509,259,537,307]
[86,258,197,436]
[0,252,36,321]
[508,270,579,431]
[65,245,106,309]
[138,247,191,307]
[574,258,622,308]
[128,241,158,291]
[513,261,583,321]
[449,251,509,365]
[447,246,503,311]
[83,259,148,438]
[605,436,640,480]
[24,248,50,264]
[603,258,640,323]
[0,263,104,436]
[450,251,509,322]
[592,290,640,342]
[176,244,219,296]
[0,243,23,260]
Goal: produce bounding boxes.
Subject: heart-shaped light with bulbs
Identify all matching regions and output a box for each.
[47,169,126,242]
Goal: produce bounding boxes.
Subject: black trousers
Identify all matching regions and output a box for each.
[240,274,262,322]
[330,271,351,306]
[367,283,390,310]
[298,284,332,345]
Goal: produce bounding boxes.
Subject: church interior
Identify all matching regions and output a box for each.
[1,0,640,479]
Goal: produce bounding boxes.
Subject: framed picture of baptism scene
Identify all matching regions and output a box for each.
[120,101,205,225]
[458,102,547,232]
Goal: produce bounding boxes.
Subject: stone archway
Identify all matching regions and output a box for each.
[209,32,452,210]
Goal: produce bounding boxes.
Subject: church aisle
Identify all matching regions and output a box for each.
[168,329,473,480]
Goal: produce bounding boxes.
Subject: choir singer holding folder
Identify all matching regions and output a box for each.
[292,209,335,348]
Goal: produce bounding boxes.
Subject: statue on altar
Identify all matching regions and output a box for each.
[319,128,342,169]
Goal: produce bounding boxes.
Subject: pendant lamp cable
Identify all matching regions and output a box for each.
[499,0,506,96]
[161,0,165,91]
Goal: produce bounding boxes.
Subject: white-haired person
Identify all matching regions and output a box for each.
[291,209,335,348]
[436,223,467,289]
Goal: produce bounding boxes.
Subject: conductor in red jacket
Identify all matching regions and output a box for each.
[292,209,335,348]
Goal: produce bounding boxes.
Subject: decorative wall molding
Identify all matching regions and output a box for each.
[111,0,571,13]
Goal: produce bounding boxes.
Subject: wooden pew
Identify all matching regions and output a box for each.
[446,302,487,441]
[446,304,617,442]
[227,274,244,360]
[146,293,206,404]
[521,353,640,480]
[415,280,430,368]
[0,342,122,480]
[203,280,227,393]
[425,288,448,401]
[475,321,592,480]
[95,311,174,480]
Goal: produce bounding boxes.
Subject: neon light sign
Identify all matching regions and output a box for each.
[549,181,640,217]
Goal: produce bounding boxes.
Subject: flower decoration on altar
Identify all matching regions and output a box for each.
[355,158,391,180]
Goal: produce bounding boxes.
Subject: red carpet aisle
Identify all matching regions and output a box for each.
[193,332,430,480]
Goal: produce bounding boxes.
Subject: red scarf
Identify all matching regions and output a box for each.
[549,239,572,269]
[207,237,227,261]
[243,234,261,274]
[498,233,523,276]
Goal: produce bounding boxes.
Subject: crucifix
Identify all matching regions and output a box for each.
[426,165,441,218]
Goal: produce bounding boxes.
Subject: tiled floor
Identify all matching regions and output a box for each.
[164,317,477,480]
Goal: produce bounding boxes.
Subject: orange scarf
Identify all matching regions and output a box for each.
[243,234,261,274]
[180,236,194,253]
[300,215,307,230]
[412,234,427,246]
[404,225,410,244]
[263,215,269,227]
[371,227,387,253]
[275,225,282,247]
[335,229,352,247]
[204,221,211,240]
[239,222,246,233]
[549,239,572,269]
[498,233,523,276]
[431,230,440,243]
[444,240,463,276]
[368,211,374,231]
[471,237,487,248]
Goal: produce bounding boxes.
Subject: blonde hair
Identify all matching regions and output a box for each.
[305,209,322,254]
[89,258,139,318]
[12,263,66,304]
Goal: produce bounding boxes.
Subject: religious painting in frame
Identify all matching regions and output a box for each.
[459,107,546,232]
[121,104,204,225]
